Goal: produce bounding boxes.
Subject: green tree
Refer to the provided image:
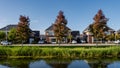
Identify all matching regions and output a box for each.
[115,32,120,40]
[0,31,5,41]
[8,28,17,43]
[16,15,31,44]
[106,33,115,41]
[67,33,72,43]
[89,9,109,41]
[106,33,120,41]
[53,11,69,44]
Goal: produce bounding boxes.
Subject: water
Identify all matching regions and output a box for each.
[0,58,120,68]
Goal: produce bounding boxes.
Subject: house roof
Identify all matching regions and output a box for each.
[0,24,17,31]
[83,25,90,32]
[45,24,71,31]
[45,24,54,31]
[83,25,115,33]
[117,29,120,33]
[107,26,115,31]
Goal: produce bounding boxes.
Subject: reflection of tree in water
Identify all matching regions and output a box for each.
[89,62,108,68]
[49,63,68,68]
[88,59,113,68]
[0,58,120,68]
[47,60,90,68]
[46,58,71,68]
[0,59,32,68]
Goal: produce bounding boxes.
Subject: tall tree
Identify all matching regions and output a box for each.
[89,9,109,40]
[53,11,68,44]
[16,15,31,44]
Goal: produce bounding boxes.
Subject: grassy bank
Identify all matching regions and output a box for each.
[0,46,120,58]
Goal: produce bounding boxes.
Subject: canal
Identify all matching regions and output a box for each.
[0,58,120,68]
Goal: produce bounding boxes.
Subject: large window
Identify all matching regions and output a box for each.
[51,39,56,42]
[48,31,54,35]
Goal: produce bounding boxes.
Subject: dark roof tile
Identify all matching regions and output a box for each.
[0,24,17,31]
[45,24,71,31]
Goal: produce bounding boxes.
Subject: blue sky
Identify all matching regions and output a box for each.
[0,0,120,34]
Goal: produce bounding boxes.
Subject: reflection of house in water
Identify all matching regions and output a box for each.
[48,60,112,68]
[48,60,90,68]
[0,59,116,68]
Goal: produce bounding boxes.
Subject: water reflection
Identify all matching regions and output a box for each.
[0,65,9,68]
[0,58,120,68]
[107,61,120,68]
[29,60,52,68]
[29,60,90,68]
[68,60,90,68]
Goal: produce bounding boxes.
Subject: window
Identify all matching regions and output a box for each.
[48,31,54,35]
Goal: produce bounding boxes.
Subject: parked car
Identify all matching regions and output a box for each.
[81,40,86,43]
[38,40,44,44]
[1,41,12,45]
[72,40,77,44]
[51,42,56,44]
[114,40,120,44]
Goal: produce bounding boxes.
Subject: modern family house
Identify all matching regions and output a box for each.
[45,24,71,43]
[0,24,40,44]
[83,25,115,43]
[71,31,81,43]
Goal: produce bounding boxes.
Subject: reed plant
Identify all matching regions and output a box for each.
[0,46,120,58]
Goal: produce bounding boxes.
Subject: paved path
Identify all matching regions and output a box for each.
[2,43,119,46]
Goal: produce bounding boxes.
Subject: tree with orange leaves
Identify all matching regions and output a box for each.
[89,9,109,40]
[16,15,31,44]
[53,11,69,44]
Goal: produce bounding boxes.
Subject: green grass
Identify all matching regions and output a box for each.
[0,45,120,59]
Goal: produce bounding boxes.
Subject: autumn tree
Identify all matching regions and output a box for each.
[89,9,109,41]
[16,15,31,44]
[53,11,69,44]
